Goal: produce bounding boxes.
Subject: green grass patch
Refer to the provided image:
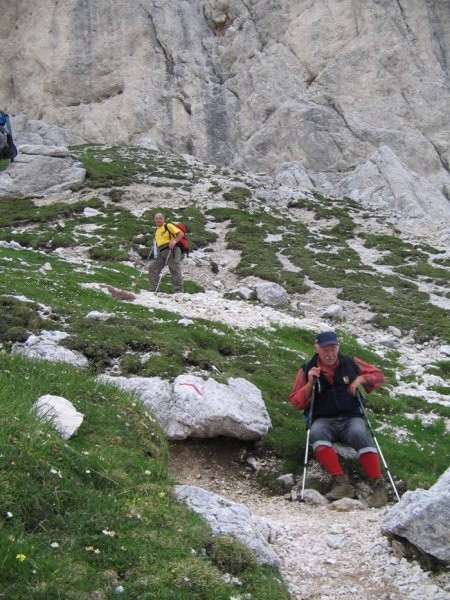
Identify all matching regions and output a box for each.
[0,354,289,599]
[70,145,204,189]
[370,411,450,488]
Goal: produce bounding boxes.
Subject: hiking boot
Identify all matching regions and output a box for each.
[368,478,389,508]
[325,474,355,501]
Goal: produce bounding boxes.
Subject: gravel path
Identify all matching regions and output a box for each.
[169,440,450,600]
[246,495,449,600]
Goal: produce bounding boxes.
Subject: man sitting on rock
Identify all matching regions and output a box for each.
[289,331,389,507]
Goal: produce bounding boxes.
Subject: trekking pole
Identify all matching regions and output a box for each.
[132,246,154,289]
[154,250,171,294]
[300,377,319,502]
[356,390,401,502]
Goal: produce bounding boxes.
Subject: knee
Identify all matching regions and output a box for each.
[346,426,369,448]
[310,421,330,442]
[313,443,330,453]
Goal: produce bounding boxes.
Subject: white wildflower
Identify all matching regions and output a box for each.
[102,529,116,537]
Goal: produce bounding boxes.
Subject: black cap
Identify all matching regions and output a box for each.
[315,331,339,347]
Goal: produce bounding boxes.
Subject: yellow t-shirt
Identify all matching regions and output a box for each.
[154,223,181,249]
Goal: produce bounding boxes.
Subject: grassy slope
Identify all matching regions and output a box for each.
[0,145,449,597]
[0,355,286,600]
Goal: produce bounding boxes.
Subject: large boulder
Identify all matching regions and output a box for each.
[98,373,272,441]
[255,282,289,307]
[0,151,86,199]
[0,114,86,199]
[10,113,85,147]
[381,468,450,564]
[174,484,280,567]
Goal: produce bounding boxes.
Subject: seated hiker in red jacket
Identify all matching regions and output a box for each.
[289,331,388,507]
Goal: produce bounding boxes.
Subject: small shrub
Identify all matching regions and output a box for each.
[107,189,123,203]
[207,535,257,574]
[89,245,129,261]
[121,353,143,374]
[4,325,29,343]
[223,186,252,208]
[142,354,184,378]
[0,296,44,345]
[185,348,223,371]
[172,558,226,598]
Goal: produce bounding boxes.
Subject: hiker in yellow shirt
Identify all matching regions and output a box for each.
[149,213,185,293]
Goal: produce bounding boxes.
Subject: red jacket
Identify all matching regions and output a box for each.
[289,356,385,411]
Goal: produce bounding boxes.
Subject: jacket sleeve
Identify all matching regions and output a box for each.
[353,357,385,393]
[288,367,309,410]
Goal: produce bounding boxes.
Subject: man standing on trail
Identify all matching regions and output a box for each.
[289,331,389,507]
[148,213,185,293]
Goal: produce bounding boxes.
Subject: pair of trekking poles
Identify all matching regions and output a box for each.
[133,246,171,294]
[299,377,401,502]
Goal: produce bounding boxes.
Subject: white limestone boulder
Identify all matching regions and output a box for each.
[33,394,84,440]
[97,373,272,441]
[174,484,280,567]
[382,468,450,564]
[11,331,88,368]
[0,153,86,199]
[255,282,289,307]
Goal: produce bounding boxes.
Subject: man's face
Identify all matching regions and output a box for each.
[315,343,339,366]
[154,214,164,226]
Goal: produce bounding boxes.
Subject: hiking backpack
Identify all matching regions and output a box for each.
[0,126,7,153]
[165,223,189,256]
[0,111,17,161]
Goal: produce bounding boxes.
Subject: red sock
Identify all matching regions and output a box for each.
[359,452,383,479]
[315,446,343,476]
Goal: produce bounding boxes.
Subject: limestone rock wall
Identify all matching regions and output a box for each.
[1,1,449,202]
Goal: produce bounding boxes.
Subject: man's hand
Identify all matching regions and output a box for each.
[169,232,184,249]
[307,366,321,384]
[348,375,365,395]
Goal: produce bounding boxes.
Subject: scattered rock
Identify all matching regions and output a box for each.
[86,311,115,321]
[255,282,289,307]
[321,304,344,320]
[382,467,450,565]
[174,485,280,567]
[11,330,88,368]
[33,394,84,439]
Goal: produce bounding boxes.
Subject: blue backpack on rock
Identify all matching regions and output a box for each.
[0,110,17,162]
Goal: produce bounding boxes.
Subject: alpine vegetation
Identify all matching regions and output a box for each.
[0,143,449,598]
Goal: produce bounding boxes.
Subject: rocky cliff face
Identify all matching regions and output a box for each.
[1,1,450,221]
